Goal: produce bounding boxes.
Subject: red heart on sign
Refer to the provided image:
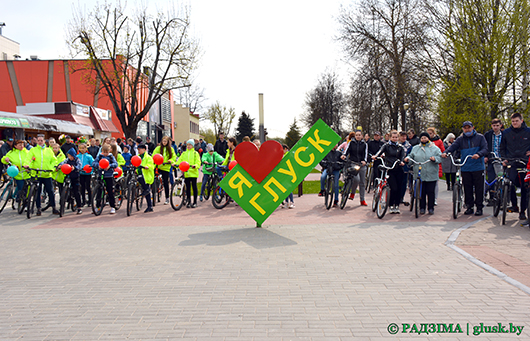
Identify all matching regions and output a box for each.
[234,141,284,183]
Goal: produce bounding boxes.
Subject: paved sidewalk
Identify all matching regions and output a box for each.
[0,184,529,340]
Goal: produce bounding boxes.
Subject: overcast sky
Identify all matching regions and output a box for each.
[2,0,351,137]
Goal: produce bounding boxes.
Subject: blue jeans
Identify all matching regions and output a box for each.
[36,177,55,209]
[200,173,210,196]
[15,179,25,197]
[320,169,340,202]
[216,166,228,178]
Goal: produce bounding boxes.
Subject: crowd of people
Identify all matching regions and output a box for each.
[319,113,530,226]
[2,112,530,225]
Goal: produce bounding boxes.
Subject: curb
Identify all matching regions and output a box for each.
[445,215,530,296]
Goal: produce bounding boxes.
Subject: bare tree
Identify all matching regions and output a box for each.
[338,0,431,130]
[175,81,206,115]
[201,101,236,136]
[66,2,199,138]
[302,70,346,136]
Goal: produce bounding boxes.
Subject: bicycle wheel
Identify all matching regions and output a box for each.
[136,185,144,211]
[170,178,186,210]
[26,183,38,219]
[492,181,501,217]
[372,187,379,212]
[92,183,105,216]
[502,182,510,225]
[409,181,414,212]
[212,178,230,209]
[376,185,390,219]
[17,182,28,215]
[0,182,13,213]
[414,180,421,218]
[151,178,157,207]
[0,172,7,189]
[127,183,135,216]
[452,183,460,219]
[325,175,333,210]
[114,181,123,211]
[339,178,351,210]
[204,176,212,201]
[59,185,68,217]
[365,166,372,192]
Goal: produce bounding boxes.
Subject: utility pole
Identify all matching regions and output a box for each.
[259,93,265,143]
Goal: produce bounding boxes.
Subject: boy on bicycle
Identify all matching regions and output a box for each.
[200,143,224,202]
[58,148,83,214]
[92,144,118,214]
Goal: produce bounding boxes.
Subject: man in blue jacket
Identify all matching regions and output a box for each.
[442,121,488,216]
[499,112,530,220]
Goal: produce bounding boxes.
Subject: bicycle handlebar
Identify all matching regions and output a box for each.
[448,154,473,167]
[376,157,401,170]
[407,158,432,165]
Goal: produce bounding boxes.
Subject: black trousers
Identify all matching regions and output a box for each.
[139,177,152,208]
[80,174,92,205]
[461,171,484,210]
[70,177,82,208]
[103,177,115,208]
[388,168,403,207]
[159,169,170,198]
[509,167,528,213]
[445,173,455,187]
[420,180,436,210]
[185,177,198,204]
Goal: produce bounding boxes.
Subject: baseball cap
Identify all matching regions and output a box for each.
[462,121,473,127]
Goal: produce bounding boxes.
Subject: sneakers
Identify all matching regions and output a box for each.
[420,208,425,215]
[428,209,434,215]
[199,195,203,202]
[77,209,82,215]
[519,212,527,220]
[475,209,483,216]
[318,190,324,197]
[464,208,474,215]
[144,207,153,213]
[360,200,368,206]
[349,193,355,200]
[389,206,395,214]
[36,209,42,216]
[507,206,519,213]
[333,200,338,208]
[288,203,295,209]
[109,207,116,214]
[52,208,60,215]
[395,207,400,214]
[165,198,170,205]
[190,203,197,208]
[434,199,438,206]
[281,202,286,208]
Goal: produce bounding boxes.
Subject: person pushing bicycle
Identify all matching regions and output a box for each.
[442,121,488,216]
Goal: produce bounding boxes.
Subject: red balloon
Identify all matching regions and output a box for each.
[199,148,203,153]
[83,165,92,173]
[179,161,190,172]
[229,160,238,171]
[114,167,123,178]
[131,155,142,167]
[61,164,73,175]
[153,153,164,165]
[99,158,110,169]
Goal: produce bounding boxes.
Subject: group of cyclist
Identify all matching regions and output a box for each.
[317,112,530,225]
[0,131,239,217]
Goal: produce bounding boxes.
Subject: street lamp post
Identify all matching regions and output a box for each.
[403,103,410,131]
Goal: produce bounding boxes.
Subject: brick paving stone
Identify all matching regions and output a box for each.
[0,186,529,340]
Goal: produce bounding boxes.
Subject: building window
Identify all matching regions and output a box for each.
[189,121,199,135]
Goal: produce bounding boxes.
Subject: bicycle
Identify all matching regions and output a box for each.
[126,166,148,216]
[371,158,401,219]
[24,168,54,219]
[484,157,503,217]
[321,159,344,210]
[201,162,222,201]
[0,172,14,214]
[498,158,528,225]
[152,162,172,206]
[339,161,361,210]
[407,158,432,218]
[169,167,186,211]
[211,165,231,209]
[448,154,473,219]
[58,173,79,217]
[92,168,123,216]
[365,161,374,193]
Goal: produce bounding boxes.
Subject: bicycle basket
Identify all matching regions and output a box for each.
[345,163,361,176]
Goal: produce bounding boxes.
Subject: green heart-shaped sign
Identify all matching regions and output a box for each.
[219,119,341,226]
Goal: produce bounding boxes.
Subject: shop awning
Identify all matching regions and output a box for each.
[0,111,93,136]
